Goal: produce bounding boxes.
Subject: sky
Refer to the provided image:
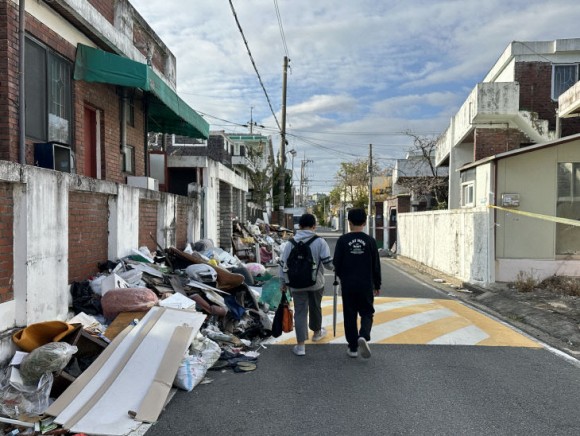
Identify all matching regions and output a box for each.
[133,0,580,194]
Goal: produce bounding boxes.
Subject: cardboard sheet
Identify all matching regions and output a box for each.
[49,306,205,435]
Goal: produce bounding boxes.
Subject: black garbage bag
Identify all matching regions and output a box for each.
[70,280,102,315]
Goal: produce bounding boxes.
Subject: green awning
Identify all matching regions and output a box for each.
[74,44,209,139]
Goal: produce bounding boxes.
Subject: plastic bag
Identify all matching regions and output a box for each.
[70,280,102,315]
[259,277,283,309]
[190,333,222,369]
[245,262,266,278]
[19,342,78,386]
[100,287,158,321]
[0,367,53,418]
[173,354,206,392]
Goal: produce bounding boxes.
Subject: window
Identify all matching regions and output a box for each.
[25,37,72,144]
[172,134,206,147]
[556,162,580,256]
[552,64,579,100]
[124,95,135,127]
[122,145,135,174]
[461,182,474,207]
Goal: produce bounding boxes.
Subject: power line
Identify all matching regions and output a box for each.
[273,0,289,58]
[228,0,281,131]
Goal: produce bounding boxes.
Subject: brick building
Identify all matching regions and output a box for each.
[436,39,580,209]
[0,0,210,361]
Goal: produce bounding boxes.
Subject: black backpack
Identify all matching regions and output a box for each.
[285,235,319,288]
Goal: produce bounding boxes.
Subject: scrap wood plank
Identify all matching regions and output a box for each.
[103,311,147,341]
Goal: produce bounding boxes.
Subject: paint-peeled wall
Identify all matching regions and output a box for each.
[397,207,492,285]
[0,162,200,364]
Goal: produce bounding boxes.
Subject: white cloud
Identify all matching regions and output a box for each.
[132,0,580,192]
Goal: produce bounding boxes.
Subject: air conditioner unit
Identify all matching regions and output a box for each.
[34,142,72,173]
[127,176,159,191]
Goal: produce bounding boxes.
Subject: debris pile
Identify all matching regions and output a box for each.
[0,221,293,435]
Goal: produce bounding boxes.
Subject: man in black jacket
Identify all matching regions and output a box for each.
[333,208,381,358]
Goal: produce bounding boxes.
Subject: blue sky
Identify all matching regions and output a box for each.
[134,0,580,193]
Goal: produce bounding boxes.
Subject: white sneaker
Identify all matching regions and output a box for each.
[347,348,358,358]
[358,337,371,359]
[312,328,327,342]
[292,345,306,356]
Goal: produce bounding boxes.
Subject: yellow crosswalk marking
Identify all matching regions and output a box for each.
[268,297,541,348]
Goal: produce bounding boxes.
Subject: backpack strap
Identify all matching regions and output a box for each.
[304,235,319,246]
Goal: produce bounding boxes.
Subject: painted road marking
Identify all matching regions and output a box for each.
[267,297,540,348]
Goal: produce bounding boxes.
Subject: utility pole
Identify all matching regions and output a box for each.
[278,56,289,220]
[368,143,374,237]
[299,157,312,207]
[249,106,254,134]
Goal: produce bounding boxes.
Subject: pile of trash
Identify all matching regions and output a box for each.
[0,222,293,435]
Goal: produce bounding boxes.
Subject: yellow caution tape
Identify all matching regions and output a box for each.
[489,205,580,227]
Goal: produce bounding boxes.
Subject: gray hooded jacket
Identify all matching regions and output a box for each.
[278,229,333,291]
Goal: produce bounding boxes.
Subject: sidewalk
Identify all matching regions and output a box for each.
[390,256,580,359]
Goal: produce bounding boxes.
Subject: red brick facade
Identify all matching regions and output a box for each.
[68,192,109,282]
[474,128,524,161]
[0,1,21,162]
[471,61,580,162]
[0,6,149,184]
[73,81,146,184]
[0,183,13,303]
[88,0,115,24]
[516,62,580,137]
[139,199,158,253]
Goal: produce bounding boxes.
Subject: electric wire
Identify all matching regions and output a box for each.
[228,0,281,131]
[273,0,289,58]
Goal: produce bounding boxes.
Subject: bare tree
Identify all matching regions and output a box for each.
[395,133,448,209]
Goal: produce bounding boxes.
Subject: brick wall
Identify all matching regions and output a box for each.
[127,92,146,177]
[176,197,192,250]
[474,128,523,161]
[74,83,146,183]
[0,183,13,303]
[68,192,109,282]
[0,1,21,162]
[516,62,580,136]
[516,62,555,127]
[88,0,115,24]
[139,199,158,253]
[11,9,148,183]
[219,181,232,250]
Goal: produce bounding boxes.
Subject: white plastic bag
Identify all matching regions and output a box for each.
[190,333,221,369]
[173,355,206,392]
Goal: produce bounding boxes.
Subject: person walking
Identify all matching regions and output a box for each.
[279,213,333,356]
[333,208,381,359]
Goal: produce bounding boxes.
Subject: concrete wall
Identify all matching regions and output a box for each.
[398,207,493,285]
[0,161,200,364]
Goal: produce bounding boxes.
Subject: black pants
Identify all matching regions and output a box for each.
[341,290,375,351]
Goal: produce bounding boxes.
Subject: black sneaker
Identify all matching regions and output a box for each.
[358,337,371,358]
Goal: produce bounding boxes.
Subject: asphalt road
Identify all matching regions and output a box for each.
[146,230,580,436]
